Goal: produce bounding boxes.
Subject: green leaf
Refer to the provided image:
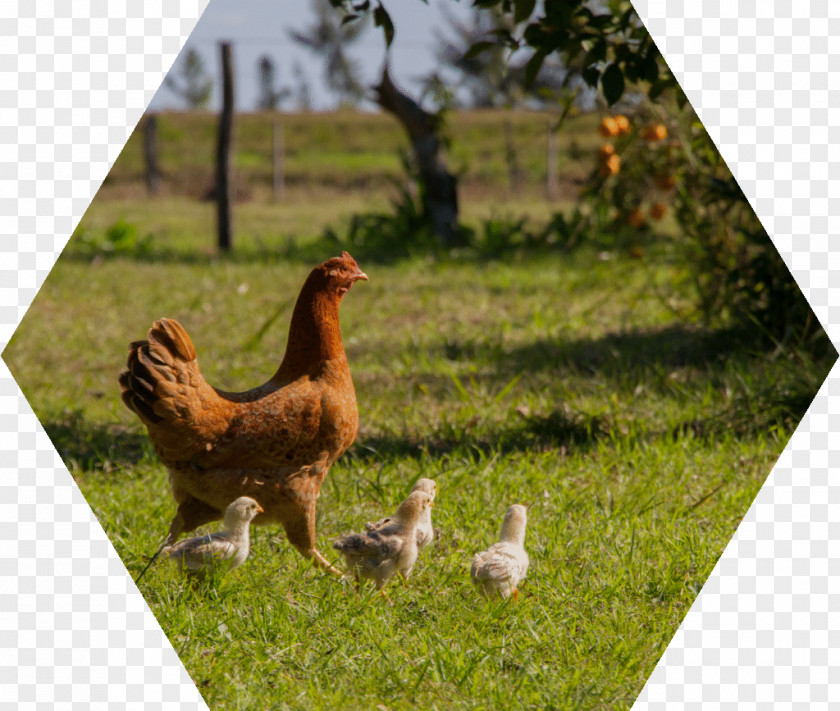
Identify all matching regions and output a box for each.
[648,78,668,101]
[373,4,394,48]
[601,62,625,105]
[464,41,495,59]
[513,0,537,24]
[584,39,606,65]
[623,58,638,83]
[582,66,600,87]
[643,46,661,83]
[523,51,546,88]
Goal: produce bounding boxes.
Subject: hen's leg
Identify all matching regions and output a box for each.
[281,505,344,578]
[165,496,222,546]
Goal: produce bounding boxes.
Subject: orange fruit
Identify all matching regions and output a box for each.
[598,143,615,160]
[654,174,676,190]
[649,202,667,220]
[598,153,621,177]
[627,208,645,227]
[614,115,631,134]
[643,123,668,141]
[598,117,620,137]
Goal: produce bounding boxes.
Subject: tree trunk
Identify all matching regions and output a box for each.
[216,42,235,252]
[373,68,463,247]
[143,113,159,195]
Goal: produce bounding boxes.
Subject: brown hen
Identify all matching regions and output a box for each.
[119,252,367,575]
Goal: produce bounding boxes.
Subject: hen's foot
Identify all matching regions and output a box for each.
[310,547,348,579]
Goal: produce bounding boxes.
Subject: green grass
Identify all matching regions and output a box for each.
[3,109,833,710]
[5,244,829,710]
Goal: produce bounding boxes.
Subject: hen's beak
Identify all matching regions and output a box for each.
[256,504,264,514]
[353,269,369,282]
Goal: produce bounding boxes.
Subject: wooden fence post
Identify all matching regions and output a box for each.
[143,113,159,195]
[216,41,235,252]
[273,118,285,200]
[503,118,520,193]
[546,120,558,201]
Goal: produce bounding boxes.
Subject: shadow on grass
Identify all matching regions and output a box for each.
[416,322,834,443]
[350,408,609,463]
[502,324,833,439]
[39,320,833,475]
[460,324,760,378]
[672,377,823,442]
[42,411,154,473]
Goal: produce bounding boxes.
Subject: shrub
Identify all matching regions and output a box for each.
[72,219,154,258]
[576,107,821,346]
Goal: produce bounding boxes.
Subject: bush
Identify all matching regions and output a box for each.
[73,219,154,258]
[575,107,821,346]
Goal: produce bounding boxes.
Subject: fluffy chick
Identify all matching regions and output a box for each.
[364,478,437,550]
[333,490,434,590]
[162,496,263,577]
[471,504,530,601]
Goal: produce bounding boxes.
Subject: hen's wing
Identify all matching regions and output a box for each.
[187,377,337,471]
[120,319,350,471]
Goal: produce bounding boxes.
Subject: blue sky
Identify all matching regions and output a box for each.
[148,0,473,112]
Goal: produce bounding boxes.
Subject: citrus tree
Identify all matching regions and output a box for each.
[331,0,819,344]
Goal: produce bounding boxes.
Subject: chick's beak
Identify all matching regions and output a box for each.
[256,504,264,514]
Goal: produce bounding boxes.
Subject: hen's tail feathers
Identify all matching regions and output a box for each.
[119,318,199,424]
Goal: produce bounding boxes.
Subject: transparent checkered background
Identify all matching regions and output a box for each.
[0,1,837,708]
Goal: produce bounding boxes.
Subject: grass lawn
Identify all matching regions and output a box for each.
[3,110,833,710]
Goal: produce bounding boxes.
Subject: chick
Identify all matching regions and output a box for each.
[471,504,530,601]
[364,478,437,551]
[333,490,434,590]
[162,496,263,577]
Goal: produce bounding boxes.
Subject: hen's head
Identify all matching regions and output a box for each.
[314,251,368,298]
